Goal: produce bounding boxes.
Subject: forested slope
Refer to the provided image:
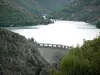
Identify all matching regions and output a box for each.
[0,0,51,27]
[0,0,74,27]
[36,0,73,12]
[48,0,100,28]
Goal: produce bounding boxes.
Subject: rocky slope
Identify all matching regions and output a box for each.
[0,28,48,75]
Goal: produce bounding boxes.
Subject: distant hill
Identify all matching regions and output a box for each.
[0,28,48,75]
[48,0,100,28]
[0,0,74,27]
[36,0,73,12]
[0,0,51,27]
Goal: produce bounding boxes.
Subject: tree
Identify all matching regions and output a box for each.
[50,36,100,75]
[96,21,100,28]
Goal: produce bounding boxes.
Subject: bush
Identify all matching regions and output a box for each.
[50,36,100,75]
[96,21,100,28]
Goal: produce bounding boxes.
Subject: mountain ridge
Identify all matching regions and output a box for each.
[0,0,51,27]
[48,0,100,28]
[0,0,73,27]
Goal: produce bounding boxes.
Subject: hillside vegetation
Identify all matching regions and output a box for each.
[0,0,51,27]
[0,28,48,75]
[50,36,100,75]
[0,0,73,15]
[48,0,100,28]
[36,0,73,12]
[0,0,74,27]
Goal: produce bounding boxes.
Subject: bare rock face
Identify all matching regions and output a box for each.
[0,29,48,75]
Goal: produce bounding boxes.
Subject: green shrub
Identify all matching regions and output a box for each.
[51,36,100,75]
[96,21,100,28]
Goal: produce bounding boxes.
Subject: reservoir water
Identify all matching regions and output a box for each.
[8,21,100,47]
[5,20,100,63]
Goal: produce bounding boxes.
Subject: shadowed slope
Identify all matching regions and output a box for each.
[0,28,48,75]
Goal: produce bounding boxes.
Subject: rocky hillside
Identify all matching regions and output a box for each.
[0,28,48,75]
[48,0,100,28]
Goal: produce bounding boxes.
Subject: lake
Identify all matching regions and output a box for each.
[8,20,100,47]
[4,20,100,63]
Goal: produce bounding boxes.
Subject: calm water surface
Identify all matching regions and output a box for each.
[8,21,100,46]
